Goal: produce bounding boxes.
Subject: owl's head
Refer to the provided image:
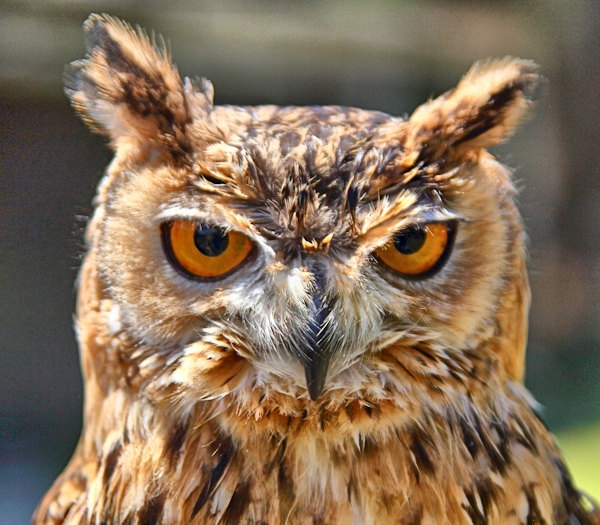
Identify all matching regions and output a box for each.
[69,15,539,409]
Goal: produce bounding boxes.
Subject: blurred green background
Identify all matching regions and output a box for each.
[1,1,598,522]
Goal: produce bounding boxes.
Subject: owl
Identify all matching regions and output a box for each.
[33,13,598,525]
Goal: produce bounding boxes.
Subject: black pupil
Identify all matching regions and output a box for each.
[194,225,229,256]
[393,225,427,254]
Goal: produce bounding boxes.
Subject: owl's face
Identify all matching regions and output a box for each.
[71,16,535,406]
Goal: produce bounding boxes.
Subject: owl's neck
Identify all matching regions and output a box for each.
[68,359,583,524]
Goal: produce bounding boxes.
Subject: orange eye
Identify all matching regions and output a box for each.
[162,220,254,280]
[375,222,455,278]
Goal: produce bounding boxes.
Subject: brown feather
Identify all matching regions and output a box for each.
[33,14,599,525]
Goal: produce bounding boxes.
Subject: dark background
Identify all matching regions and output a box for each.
[2,1,599,522]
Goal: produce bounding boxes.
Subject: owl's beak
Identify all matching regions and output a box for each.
[299,279,333,401]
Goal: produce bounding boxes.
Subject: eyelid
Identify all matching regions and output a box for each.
[155,208,210,224]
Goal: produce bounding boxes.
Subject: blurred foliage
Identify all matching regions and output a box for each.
[558,422,600,501]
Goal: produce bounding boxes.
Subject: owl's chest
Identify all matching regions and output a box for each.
[62,384,569,525]
[172,422,420,524]
[162,384,574,525]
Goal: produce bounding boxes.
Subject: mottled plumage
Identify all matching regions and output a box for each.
[34,14,599,525]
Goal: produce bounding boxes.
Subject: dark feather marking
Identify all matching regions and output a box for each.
[429,373,443,383]
[137,493,165,523]
[410,439,434,474]
[290,165,312,232]
[460,417,479,458]
[409,428,435,477]
[295,186,309,230]
[448,368,465,383]
[411,344,438,362]
[513,415,538,454]
[474,417,508,475]
[406,505,424,525]
[412,70,537,171]
[277,458,297,523]
[98,29,168,117]
[319,408,334,431]
[475,477,502,520]
[376,146,402,176]
[191,437,235,518]
[391,355,416,380]
[462,488,487,525]
[350,145,369,175]
[87,20,144,79]
[491,419,512,468]
[245,147,278,201]
[86,18,191,158]
[524,483,547,525]
[347,475,355,502]
[165,420,189,466]
[102,441,122,486]
[222,481,251,525]
[219,372,241,388]
[264,437,287,476]
[344,402,355,423]
[346,182,360,228]
[458,83,521,145]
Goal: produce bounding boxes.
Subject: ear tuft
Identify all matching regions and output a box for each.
[65,14,213,155]
[406,57,541,165]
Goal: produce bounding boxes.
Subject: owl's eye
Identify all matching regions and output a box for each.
[375,222,455,278]
[162,220,254,280]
